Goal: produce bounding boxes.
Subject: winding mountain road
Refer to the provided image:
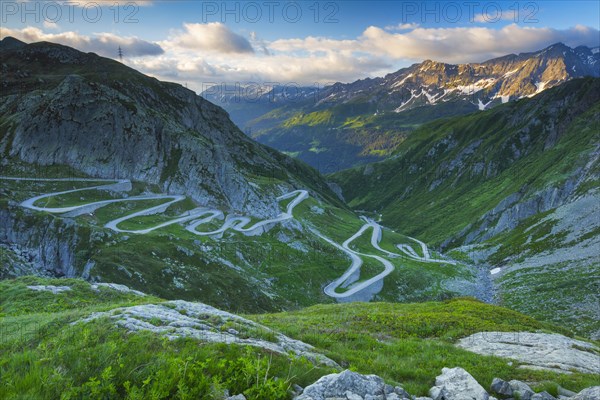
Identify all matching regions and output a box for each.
[314,217,454,299]
[1,176,454,300]
[2,177,308,236]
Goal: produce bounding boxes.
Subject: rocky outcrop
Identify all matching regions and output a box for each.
[91,283,146,296]
[457,332,600,375]
[77,300,338,368]
[0,204,86,278]
[506,380,536,400]
[225,395,247,400]
[488,380,599,400]
[490,378,513,396]
[27,285,72,294]
[294,367,596,400]
[27,281,145,296]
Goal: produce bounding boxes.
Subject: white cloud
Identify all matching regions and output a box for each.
[128,48,390,91]
[271,24,600,65]
[2,21,598,89]
[269,36,357,56]
[384,23,420,31]
[0,27,164,57]
[166,23,254,54]
[249,31,270,56]
[43,20,60,30]
[358,24,599,63]
[131,22,390,88]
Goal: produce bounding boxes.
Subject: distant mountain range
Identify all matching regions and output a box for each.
[204,43,600,172]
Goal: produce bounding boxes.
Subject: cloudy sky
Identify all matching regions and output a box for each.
[2,1,599,91]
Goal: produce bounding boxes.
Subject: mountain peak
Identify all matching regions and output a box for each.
[0,36,26,51]
[545,42,569,49]
[537,42,576,55]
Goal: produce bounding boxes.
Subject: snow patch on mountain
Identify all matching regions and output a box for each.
[424,89,440,104]
[493,93,510,103]
[535,81,548,93]
[477,99,493,111]
[392,73,413,88]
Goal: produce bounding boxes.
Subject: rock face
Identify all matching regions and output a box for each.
[0,37,339,216]
[461,176,583,245]
[430,367,489,400]
[0,205,84,278]
[77,300,338,368]
[457,332,600,375]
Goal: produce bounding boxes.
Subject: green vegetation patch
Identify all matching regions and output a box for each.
[0,317,330,400]
[498,262,600,338]
[0,276,159,317]
[253,299,597,395]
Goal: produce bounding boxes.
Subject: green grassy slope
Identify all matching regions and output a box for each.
[1,277,597,399]
[254,300,600,394]
[0,277,331,400]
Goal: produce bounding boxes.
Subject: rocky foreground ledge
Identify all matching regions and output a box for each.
[33,284,596,400]
[457,332,600,375]
[74,299,338,368]
[256,368,598,400]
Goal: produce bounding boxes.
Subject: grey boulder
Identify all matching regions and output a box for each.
[295,369,386,400]
[430,367,489,400]
[531,392,556,400]
[509,380,535,400]
[490,378,513,396]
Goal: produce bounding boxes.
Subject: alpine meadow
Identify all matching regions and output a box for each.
[1,1,599,399]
